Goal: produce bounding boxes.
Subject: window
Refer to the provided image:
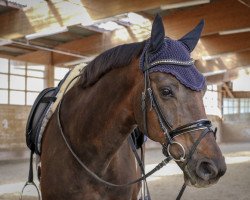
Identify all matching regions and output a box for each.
[223,98,250,115]
[0,58,9,104]
[0,58,8,73]
[223,98,238,115]
[232,68,250,91]
[0,58,45,105]
[203,85,221,116]
[0,74,8,88]
[54,67,70,86]
[0,89,8,104]
[240,99,250,113]
[26,63,45,105]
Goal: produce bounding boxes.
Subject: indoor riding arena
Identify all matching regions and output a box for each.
[0,0,250,200]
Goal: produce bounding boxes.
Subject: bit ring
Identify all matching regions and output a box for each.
[167,141,186,162]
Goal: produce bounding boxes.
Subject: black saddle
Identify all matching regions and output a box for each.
[26,71,71,155]
[25,69,145,155]
[26,87,58,154]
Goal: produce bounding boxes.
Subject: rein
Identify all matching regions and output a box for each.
[56,75,174,188]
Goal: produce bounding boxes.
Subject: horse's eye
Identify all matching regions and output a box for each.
[161,88,173,97]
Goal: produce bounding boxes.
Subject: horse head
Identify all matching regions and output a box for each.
[133,15,226,188]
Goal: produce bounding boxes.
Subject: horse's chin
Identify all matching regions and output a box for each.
[179,162,220,188]
[184,173,219,188]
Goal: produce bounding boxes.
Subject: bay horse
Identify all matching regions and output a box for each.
[40,15,226,200]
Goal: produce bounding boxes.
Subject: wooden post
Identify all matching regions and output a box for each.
[45,53,54,87]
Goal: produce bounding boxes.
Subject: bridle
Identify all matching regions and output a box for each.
[141,52,216,161]
[141,51,217,199]
[55,50,217,200]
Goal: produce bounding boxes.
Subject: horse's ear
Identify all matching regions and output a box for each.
[149,14,165,52]
[179,20,204,52]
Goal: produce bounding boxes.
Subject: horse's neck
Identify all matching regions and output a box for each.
[60,63,140,171]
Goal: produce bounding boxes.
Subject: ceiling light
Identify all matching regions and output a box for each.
[96,21,123,31]
[219,27,250,35]
[119,13,149,26]
[0,39,12,46]
[203,70,227,77]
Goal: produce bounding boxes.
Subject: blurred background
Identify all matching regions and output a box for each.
[0,0,249,199]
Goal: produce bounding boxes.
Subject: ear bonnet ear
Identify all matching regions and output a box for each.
[149,14,165,53]
[179,20,204,52]
[139,16,206,91]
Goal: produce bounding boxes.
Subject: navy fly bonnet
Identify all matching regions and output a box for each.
[140,15,205,91]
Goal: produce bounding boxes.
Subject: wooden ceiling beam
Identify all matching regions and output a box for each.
[82,0,189,19]
[14,50,52,65]
[0,49,51,65]
[205,68,239,85]
[223,83,234,98]
[0,45,32,55]
[0,0,24,9]
[231,91,250,98]
[52,24,152,65]
[2,0,248,40]
[0,0,189,40]
[195,50,250,74]
[0,49,19,57]
[2,0,249,68]
[193,32,250,59]
[162,0,250,39]
[6,31,250,67]
[52,33,250,65]
[0,1,153,64]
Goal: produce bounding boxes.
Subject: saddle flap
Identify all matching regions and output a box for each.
[26,87,58,152]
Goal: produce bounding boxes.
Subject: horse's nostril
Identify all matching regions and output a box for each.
[218,161,227,177]
[196,159,218,181]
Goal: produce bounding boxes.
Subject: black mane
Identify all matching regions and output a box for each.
[78,41,145,88]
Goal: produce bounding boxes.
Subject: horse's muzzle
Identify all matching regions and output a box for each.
[189,156,227,187]
[196,158,219,181]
